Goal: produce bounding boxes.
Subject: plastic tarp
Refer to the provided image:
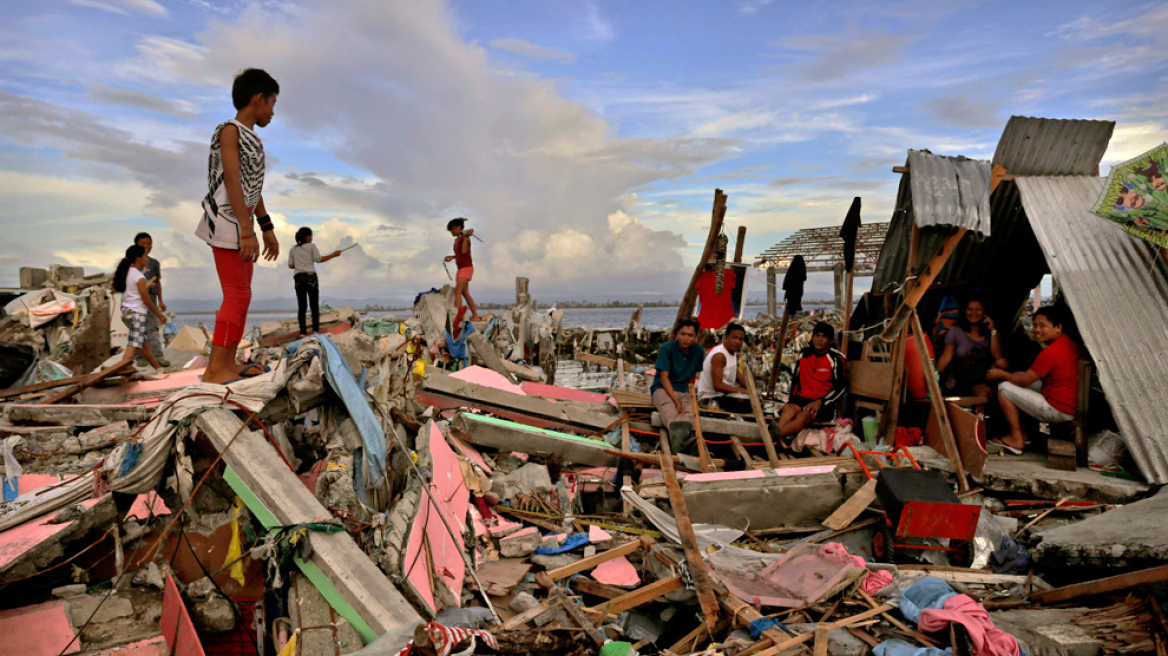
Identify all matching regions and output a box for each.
[284,336,388,487]
[3,289,79,329]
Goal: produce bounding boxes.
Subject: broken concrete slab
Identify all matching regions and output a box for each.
[651,412,764,440]
[420,367,617,433]
[0,495,116,580]
[196,408,420,642]
[914,449,1150,504]
[1034,492,1168,567]
[453,412,617,467]
[290,572,365,656]
[500,527,541,558]
[67,593,135,626]
[681,465,845,530]
[2,404,153,427]
[0,598,80,656]
[990,608,1102,656]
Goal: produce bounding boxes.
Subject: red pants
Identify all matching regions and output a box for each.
[211,247,254,348]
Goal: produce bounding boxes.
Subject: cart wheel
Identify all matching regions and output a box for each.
[950,540,976,567]
[872,524,897,563]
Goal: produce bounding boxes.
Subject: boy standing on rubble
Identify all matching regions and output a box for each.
[776,322,846,438]
[652,317,705,454]
[195,68,281,385]
[133,232,170,369]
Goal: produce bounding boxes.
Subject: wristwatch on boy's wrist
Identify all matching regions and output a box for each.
[256,214,274,232]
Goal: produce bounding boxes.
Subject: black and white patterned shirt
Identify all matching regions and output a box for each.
[196,119,265,250]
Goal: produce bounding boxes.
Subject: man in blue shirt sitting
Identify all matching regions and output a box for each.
[651,318,706,454]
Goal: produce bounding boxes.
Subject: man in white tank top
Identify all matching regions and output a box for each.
[697,323,752,414]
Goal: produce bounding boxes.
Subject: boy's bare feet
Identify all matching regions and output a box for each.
[201,368,239,385]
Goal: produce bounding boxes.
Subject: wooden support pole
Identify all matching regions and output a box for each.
[734,226,747,263]
[1030,563,1168,604]
[742,368,782,467]
[588,576,684,618]
[765,304,794,397]
[689,383,714,472]
[767,268,777,316]
[910,310,969,492]
[674,189,727,336]
[878,220,919,443]
[658,435,721,629]
[620,418,634,515]
[879,227,968,342]
[842,268,854,349]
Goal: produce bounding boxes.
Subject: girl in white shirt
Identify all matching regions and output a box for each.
[114,245,169,370]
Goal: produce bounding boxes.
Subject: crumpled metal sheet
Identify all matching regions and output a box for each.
[907,150,993,237]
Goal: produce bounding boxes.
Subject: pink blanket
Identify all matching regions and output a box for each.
[919,594,1019,656]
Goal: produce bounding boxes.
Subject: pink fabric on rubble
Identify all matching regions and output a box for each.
[919,594,1020,656]
[826,542,893,595]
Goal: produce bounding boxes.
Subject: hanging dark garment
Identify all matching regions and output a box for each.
[783,254,807,313]
[840,196,861,273]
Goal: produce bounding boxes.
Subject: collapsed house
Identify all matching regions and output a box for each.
[0,116,1166,656]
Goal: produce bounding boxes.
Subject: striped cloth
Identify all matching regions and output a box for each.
[396,621,499,656]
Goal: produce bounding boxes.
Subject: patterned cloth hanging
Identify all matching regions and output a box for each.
[713,233,729,294]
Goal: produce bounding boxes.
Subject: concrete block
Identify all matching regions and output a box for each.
[67,593,134,626]
[452,412,617,467]
[499,527,541,558]
[990,608,1102,656]
[3,404,153,427]
[19,267,48,289]
[681,466,844,530]
[1035,493,1168,567]
[291,572,364,656]
[531,553,580,569]
[52,584,86,598]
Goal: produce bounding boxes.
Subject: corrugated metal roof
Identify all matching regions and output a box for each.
[993,117,1115,176]
[1016,176,1168,485]
[907,150,993,236]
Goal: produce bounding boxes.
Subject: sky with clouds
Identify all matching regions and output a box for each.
[1,0,1166,307]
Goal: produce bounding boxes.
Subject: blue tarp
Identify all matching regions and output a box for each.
[285,335,387,485]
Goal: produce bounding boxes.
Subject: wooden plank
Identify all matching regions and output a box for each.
[813,627,830,656]
[40,360,134,405]
[734,226,747,263]
[743,367,782,467]
[588,576,683,618]
[879,227,968,342]
[658,434,721,630]
[910,311,969,492]
[720,593,805,655]
[1029,563,1168,605]
[766,305,794,397]
[752,604,896,656]
[569,578,625,600]
[0,370,102,400]
[545,539,643,581]
[576,352,634,373]
[674,190,727,335]
[848,360,894,401]
[689,383,714,473]
[620,419,634,515]
[821,478,878,530]
[552,588,607,647]
[195,409,420,638]
[496,598,556,632]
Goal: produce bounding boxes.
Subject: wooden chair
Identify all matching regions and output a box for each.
[1046,359,1092,471]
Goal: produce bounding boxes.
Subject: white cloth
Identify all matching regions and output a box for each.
[196,119,265,250]
[697,343,739,401]
[999,380,1073,423]
[288,243,323,274]
[121,267,148,313]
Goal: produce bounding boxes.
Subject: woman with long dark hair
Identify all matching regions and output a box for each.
[287,227,342,337]
[113,245,169,370]
[936,297,1008,399]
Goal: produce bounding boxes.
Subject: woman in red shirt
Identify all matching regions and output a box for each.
[444,218,482,321]
[987,305,1083,454]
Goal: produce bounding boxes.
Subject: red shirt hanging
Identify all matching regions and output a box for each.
[694,268,737,330]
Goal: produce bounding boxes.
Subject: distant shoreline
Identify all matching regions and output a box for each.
[174,300,836,316]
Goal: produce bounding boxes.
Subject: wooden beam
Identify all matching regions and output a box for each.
[894,165,1014,182]
[569,577,625,600]
[721,594,806,655]
[588,576,684,618]
[675,189,727,336]
[879,227,968,342]
[552,588,607,647]
[658,435,721,629]
[576,352,634,373]
[544,539,644,582]
[0,364,137,400]
[766,304,794,397]
[495,598,556,632]
[910,310,969,491]
[821,478,878,530]
[752,604,896,656]
[734,226,747,263]
[620,419,634,515]
[743,367,782,467]
[689,383,714,473]
[39,360,134,405]
[1029,563,1168,605]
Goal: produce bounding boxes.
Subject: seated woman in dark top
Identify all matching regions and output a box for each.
[936,298,1009,400]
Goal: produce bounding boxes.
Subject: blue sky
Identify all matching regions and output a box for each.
[0,0,1165,305]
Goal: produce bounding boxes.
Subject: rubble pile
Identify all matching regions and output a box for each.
[0,273,1162,656]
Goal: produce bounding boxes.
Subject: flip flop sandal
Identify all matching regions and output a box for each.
[988,439,1023,456]
[156,359,171,368]
[238,363,271,377]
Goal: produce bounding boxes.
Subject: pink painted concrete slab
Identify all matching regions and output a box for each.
[80,369,207,405]
[0,497,104,571]
[127,491,171,520]
[87,635,168,655]
[18,474,63,495]
[488,519,523,537]
[592,556,639,587]
[403,422,470,612]
[451,366,527,396]
[520,382,608,404]
[162,574,205,656]
[448,432,492,474]
[0,599,79,655]
[683,465,837,484]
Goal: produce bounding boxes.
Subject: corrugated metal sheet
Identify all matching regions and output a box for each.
[993,117,1115,176]
[1016,176,1168,485]
[907,150,993,236]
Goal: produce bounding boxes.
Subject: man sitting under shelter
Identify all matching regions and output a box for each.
[651,318,705,454]
[986,305,1083,455]
[776,322,846,438]
[696,322,752,414]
